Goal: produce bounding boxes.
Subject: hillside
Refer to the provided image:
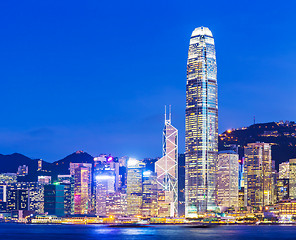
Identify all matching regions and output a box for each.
[0,151,94,181]
[51,150,94,176]
[219,121,296,169]
[0,153,39,173]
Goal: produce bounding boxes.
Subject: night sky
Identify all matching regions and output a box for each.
[0,0,295,162]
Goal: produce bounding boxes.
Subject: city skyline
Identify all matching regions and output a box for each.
[2,2,296,238]
[0,1,296,162]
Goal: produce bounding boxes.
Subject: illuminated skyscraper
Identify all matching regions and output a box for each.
[95,173,115,216]
[126,158,145,216]
[289,159,296,199]
[185,26,218,216]
[70,163,92,214]
[217,151,239,209]
[44,184,65,216]
[155,106,178,216]
[6,189,28,211]
[94,156,121,216]
[8,182,44,213]
[279,161,289,179]
[57,175,73,215]
[244,143,273,208]
[0,185,7,210]
[142,170,158,217]
[105,192,126,216]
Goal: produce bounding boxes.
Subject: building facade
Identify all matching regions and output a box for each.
[277,179,289,202]
[289,159,296,199]
[57,175,73,215]
[95,173,115,216]
[217,151,239,209]
[178,153,185,217]
[126,158,145,216]
[244,143,273,208]
[279,162,289,179]
[71,163,92,214]
[142,171,158,217]
[6,189,28,211]
[185,26,218,216]
[44,184,65,216]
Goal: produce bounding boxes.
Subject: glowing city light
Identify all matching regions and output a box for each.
[127,158,138,167]
[143,171,151,177]
[96,175,114,180]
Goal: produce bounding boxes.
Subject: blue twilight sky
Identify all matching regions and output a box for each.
[0,0,296,162]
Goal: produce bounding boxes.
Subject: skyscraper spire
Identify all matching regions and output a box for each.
[169,105,172,123]
[164,105,171,125]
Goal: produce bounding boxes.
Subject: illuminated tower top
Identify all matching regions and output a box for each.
[191,26,213,37]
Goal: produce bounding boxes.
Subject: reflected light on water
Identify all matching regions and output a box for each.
[121,228,155,235]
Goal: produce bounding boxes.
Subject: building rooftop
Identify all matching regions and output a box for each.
[191,26,213,37]
[218,150,237,155]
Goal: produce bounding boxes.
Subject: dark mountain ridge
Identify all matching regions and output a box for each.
[0,151,94,181]
[0,153,39,173]
[219,121,296,169]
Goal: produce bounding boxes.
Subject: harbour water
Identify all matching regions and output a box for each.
[0,224,296,240]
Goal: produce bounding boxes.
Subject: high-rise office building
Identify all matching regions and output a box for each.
[70,163,92,215]
[178,153,185,217]
[57,175,73,215]
[7,182,44,213]
[155,106,178,216]
[238,158,245,190]
[217,151,239,209]
[0,185,7,210]
[95,173,115,216]
[244,143,273,208]
[126,158,145,216]
[94,155,120,191]
[94,156,122,216]
[289,159,296,199]
[185,26,218,216]
[105,192,126,217]
[6,189,29,211]
[44,184,65,216]
[142,171,158,217]
[279,162,290,179]
[25,182,44,214]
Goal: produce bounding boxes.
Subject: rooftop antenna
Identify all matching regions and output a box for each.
[169,105,172,123]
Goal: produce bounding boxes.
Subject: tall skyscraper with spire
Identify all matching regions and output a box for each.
[185,26,218,216]
[155,106,178,216]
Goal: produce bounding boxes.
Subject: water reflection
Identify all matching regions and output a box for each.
[1,224,296,240]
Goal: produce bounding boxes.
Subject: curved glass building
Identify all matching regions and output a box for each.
[185,26,218,216]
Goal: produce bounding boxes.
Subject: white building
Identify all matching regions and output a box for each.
[217,151,239,209]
